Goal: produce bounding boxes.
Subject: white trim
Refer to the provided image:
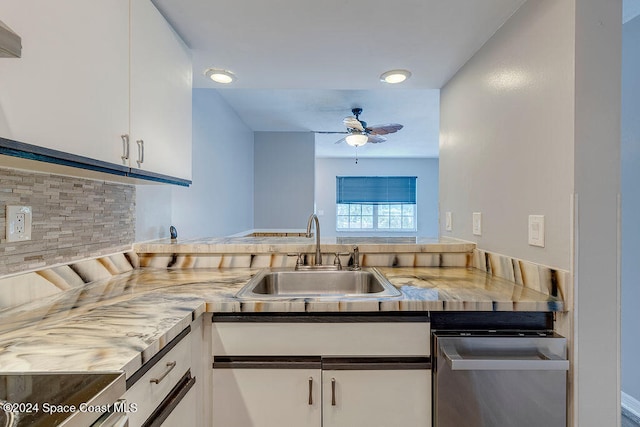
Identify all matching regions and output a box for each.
[618,194,623,426]
[622,391,640,421]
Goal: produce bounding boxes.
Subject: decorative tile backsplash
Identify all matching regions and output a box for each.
[472,248,572,309]
[137,251,473,269]
[0,168,135,275]
[0,252,138,310]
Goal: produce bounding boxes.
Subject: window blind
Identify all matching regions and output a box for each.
[336,176,417,204]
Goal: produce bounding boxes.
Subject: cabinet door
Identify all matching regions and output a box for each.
[212,368,322,427]
[323,369,431,427]
[130,0,192,180]
[0,0,129,164]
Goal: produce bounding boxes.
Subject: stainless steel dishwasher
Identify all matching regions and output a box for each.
[433,331,569,427]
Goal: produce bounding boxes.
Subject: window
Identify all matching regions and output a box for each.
[336,176,417,232]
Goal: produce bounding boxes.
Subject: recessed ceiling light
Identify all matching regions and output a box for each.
[380,69,411,84]
[204,68,236,84]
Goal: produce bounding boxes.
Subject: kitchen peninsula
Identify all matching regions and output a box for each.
[0,237,566,426]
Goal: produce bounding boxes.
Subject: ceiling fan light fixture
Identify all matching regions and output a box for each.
[345,133,368,147]
[380,69,411,84]
[204,68,236,84]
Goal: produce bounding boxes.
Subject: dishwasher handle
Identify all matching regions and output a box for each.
[440,341,569,371]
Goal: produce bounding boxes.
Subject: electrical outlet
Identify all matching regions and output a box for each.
[16,213,26,233]
[6,205,32,242]
[472,212,482,236]
[445,211,452,231]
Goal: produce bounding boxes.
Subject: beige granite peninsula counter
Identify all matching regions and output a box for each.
[0,261,562,378]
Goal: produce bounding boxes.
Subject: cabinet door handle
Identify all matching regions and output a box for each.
[308,377,313,405]
[136,139,144,167]
[149,361,176,384]
[121,134,129,162]
[331,377,336,406]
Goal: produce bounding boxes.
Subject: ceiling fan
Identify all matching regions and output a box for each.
[315,108,403,147]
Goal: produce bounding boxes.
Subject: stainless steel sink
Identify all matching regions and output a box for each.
[235,268,401,299]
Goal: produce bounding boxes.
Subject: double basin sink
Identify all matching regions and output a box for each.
[235,267,402,300]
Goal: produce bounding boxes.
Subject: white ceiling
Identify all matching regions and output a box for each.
[216,89,440,157]
[151,0,528,158]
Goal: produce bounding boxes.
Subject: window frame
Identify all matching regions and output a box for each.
[335,176,418,233]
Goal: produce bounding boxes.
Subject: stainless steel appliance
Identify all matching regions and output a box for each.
[433,331,569,427]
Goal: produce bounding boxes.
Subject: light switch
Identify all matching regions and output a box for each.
[528,215,545,247]
[445,211,452,232]
[472,212,482,236]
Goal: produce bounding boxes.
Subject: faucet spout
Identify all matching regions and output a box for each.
[306,214,322,265]
[352,245,361,270]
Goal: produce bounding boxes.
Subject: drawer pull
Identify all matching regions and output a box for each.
[331,378,336,406]
[150,361,176,384]
[308,377,313,405]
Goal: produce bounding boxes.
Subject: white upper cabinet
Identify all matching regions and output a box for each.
[0,0,130,164]
[0,0,192,181]
[130,0,192,180]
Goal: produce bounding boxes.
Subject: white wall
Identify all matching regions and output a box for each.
[440,0,621,425]
[136,185,172,241]
[253,131,315,229]
[621,14,640,405]
[172,89,254,238]
[440,0,574,270]
[136,89,254,240]
[315,157,439,237]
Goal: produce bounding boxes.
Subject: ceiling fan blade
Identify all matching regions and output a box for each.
[367,135,387,144]
[343,116,365,132]
[334,137,347,144]
[366,123,403,135]
[314,131,349,134]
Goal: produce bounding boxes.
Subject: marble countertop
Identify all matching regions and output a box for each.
[134,236,476,254]
[0,266,562,378]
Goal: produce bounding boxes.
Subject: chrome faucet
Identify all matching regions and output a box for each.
[352,245,361,270]
[306,213,322,265]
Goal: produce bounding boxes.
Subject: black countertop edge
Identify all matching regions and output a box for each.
[128,169,191,187]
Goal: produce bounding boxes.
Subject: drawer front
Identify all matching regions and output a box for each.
[212,322,430,356]
[123,334,192,427]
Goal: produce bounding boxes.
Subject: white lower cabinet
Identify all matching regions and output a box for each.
[211,317,432,427]
[322,369,431,427]
[212,367,322,427]
[212,363,430,427]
